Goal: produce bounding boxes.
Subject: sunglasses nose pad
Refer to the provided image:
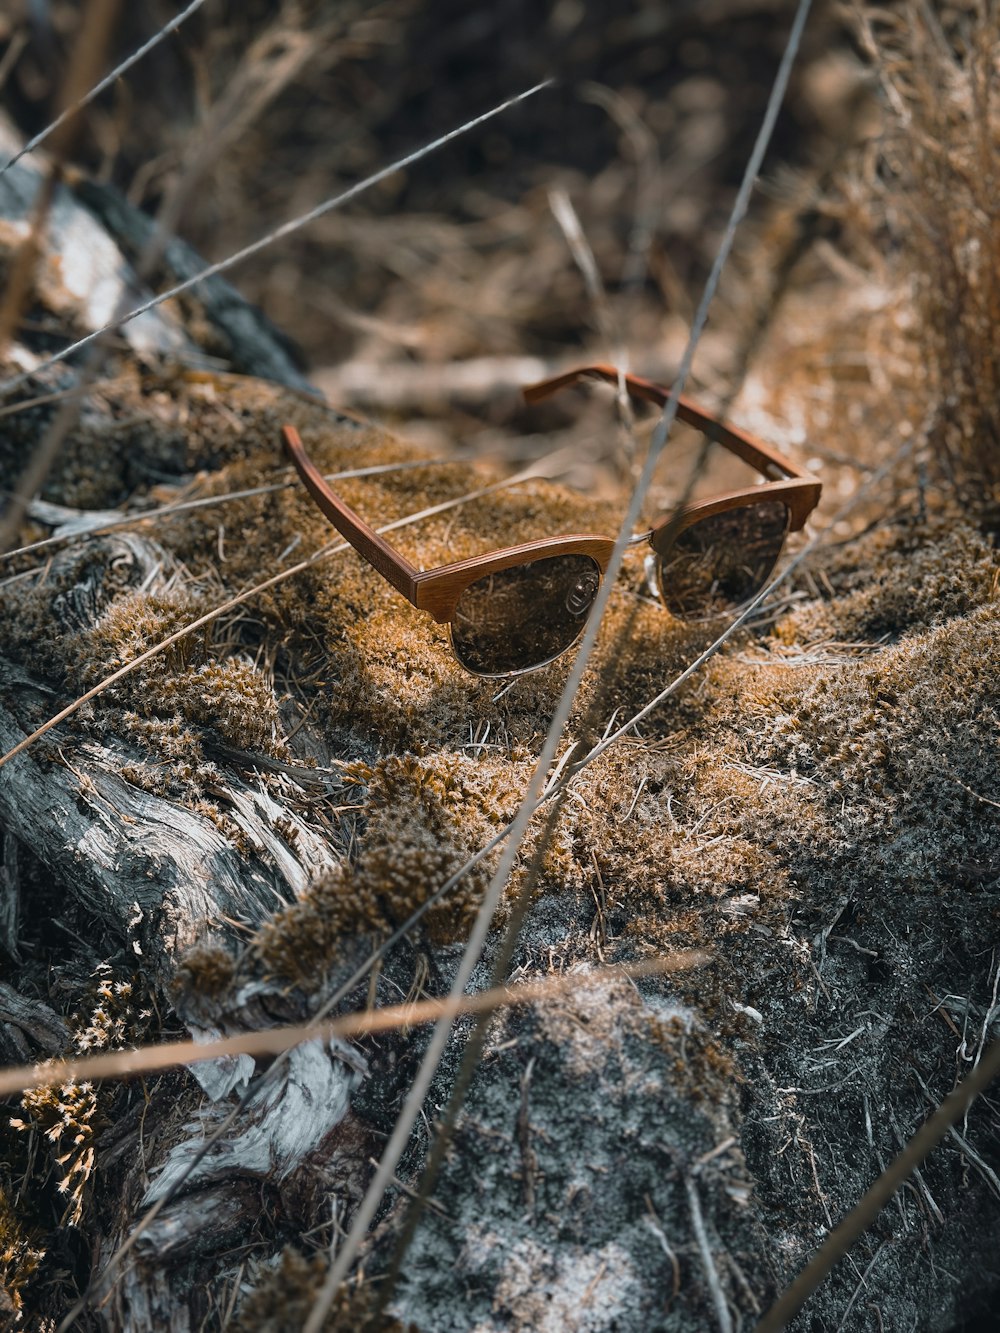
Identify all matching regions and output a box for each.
[643,551,663,602]
[565,571,600,617]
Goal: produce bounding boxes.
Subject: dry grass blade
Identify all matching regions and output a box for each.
[0,80,553,401]
[0,27,28,95]
[0,0,207,181]
[0,378,124,424]
[549,185,623,362]
[49,351,915,1331]
[549,186,639,476]
[685,1174,733,1333]
[301,5,814,1326]
[753,1038,1000,1332]
[0,468,541,772]
[369,605,642,1322]
[0,458,440,566]
[0,952,708,1099]
[580,81,661,303]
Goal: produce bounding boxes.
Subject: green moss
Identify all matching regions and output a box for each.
[774,516,997,645]
[253,752,524,986]
[170,941,239,1011]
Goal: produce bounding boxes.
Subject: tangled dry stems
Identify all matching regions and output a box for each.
[862,1,1000,492]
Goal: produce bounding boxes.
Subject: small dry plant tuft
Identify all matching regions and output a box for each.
[864,1,1000,492]
[8,964,152,1229]
[0,1186,45,1325]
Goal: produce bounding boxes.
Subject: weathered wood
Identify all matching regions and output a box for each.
[0,982,70,1062]
[0,120,197,367]
[0,536,335,980]
[74,174,318,397]
[0,138,376,1330]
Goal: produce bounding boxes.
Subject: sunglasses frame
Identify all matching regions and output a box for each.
[281,363,821,653]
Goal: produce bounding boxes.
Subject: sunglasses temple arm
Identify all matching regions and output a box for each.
[281,425,419,602]
[523,364,806,482]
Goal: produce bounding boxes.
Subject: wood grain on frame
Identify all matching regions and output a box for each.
[282,365,822,628]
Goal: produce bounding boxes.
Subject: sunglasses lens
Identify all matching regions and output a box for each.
[451,554,601,676]
[655,500,789,620]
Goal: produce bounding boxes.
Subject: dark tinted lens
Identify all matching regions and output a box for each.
[451,554,601,676]
[656,500,789,620]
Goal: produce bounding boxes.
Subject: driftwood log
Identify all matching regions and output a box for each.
[1,125,999,1333]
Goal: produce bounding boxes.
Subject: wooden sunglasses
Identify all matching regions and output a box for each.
[282,364,821,676]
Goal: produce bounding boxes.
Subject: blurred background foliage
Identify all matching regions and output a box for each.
[0,0,873,477]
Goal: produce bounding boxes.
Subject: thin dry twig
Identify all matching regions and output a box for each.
[549,186,639,476]
[0,378,124,424]
[685,1172,734,1333]
[833,1240,890,1333]
[549,185,624,363]
[753,1040,1000,1331]
[579,81,661,304]
[644,1204,682,1308]
[0,0,207,182]
[0,80,552,401]
[0,952,707,1099]
[0,458,441,566]
[911,1068,1000,1202]
[0,464,547,772]
[301,6,814,1326]
[0,27,29,95]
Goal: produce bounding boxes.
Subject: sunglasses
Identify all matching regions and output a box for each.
[282,364,821,678]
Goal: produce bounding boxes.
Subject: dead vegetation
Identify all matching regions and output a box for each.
[0,1,998,1330]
